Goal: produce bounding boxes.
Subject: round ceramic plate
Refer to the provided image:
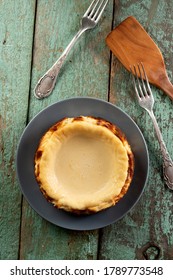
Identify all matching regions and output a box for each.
[16,97,149,230]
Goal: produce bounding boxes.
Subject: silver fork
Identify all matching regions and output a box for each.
[34,0,108,99]
[131,62,173,190]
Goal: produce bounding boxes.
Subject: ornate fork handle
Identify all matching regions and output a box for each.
[34,0,109,99]
[34,28,86,99]
[149,110,173,190]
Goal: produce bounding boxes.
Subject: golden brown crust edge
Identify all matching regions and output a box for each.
[34,116,134,215]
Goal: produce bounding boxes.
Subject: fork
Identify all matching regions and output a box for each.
[131,62,173,190]
[34,0,108,99]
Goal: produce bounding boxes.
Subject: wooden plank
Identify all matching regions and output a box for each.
[0,0,36,259]
[19,0,113,259]
[99,0,173,259]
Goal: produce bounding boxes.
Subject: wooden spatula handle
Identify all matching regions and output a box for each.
[159,77,173,101]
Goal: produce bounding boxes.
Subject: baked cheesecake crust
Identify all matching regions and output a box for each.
[35,116,134,214]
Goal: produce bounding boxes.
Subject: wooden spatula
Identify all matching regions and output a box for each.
[106,16,173,101]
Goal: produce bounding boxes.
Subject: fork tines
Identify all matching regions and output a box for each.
[131,62,152,98]
[85,0,108,21]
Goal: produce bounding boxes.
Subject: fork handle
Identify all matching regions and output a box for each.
[34,27,86,99]
[149,110,173,190]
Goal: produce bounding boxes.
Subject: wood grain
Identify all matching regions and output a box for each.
[99,0,173,260]
[0,0,36,259]
[0,0,172,260]
[106,16,173,100]
[19,0,113,260]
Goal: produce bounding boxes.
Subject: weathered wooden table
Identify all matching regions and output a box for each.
[0,0,173,260]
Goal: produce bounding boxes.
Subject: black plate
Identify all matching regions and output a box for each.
[16,97,149,230]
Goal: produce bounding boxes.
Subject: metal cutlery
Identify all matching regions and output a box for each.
[131,62,173,190]
[34,0,109,99]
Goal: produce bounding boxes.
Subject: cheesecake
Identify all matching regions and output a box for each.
[35,116,134,214]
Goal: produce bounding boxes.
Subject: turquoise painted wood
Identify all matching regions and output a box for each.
[0,0,172,260]
[0,0,36,259]
[100,0,173,260]
[20,0,113,260]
